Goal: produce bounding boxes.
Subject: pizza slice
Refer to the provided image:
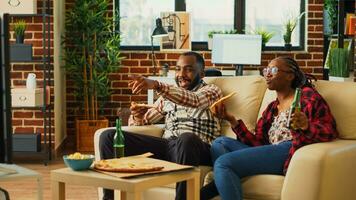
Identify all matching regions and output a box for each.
[210,92,237,111]
[131,101,157,109]
[94,159,164,173]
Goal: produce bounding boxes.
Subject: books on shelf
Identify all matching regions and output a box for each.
[345,13,356,36]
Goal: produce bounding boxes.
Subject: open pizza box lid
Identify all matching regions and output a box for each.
[92,153,194,178]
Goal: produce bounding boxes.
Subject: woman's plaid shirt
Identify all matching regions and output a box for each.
[129,80,223,144]
[232,86,338,174]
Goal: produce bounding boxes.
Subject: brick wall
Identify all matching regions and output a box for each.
[64,0,329,141]
[10,0,54,145]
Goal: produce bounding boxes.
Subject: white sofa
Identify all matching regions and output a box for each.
[94,75,356,200]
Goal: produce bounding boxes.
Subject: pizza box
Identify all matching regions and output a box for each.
[92,154,194,178]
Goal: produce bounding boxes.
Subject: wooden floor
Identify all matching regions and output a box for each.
[0,156,98,200]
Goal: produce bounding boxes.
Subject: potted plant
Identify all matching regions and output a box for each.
[329,48,349,79]
[324,39,352,81]
[63,0,124,152]
[207,30,222,50]
[251,28,274,50]
[13,20,26,44]
[10,20,33,62]
[283,12,305,51]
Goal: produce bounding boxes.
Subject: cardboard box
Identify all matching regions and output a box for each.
[0,0,37,14]
[11,88,43,107]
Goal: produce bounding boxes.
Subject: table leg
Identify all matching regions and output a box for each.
[51,180,65,200]
[186,172,200,200]
[37,176,43,200]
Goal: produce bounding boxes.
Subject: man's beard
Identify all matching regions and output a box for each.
[175,75,202,91]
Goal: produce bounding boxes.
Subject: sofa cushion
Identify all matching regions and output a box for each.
[204,76,267,138]
[314,81,356,139]
[242,175,284,200]
[122,124,165,138]
[258,89,277,120]
[203,173,284,200]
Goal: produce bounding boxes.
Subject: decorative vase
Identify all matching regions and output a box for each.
[284,43,292,51]
[26,73,37,90]
[16,35,24,44]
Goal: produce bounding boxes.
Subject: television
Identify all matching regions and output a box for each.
[212,34,262,75]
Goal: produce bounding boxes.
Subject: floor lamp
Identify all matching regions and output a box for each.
[151,18,168,76]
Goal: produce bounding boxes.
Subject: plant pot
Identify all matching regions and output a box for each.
[16,35,24,44]
[76,118,109,152]
[261,43,266,51]
[329,75,353,82]
[208,38,213,50]
[284,43,292,51]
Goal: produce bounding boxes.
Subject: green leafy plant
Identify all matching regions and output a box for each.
[329,48,349,77]
[63,0,124,120]
[223,29,238,34]
[283,12,305,44]
[324,40,352,72]
[251,28,275,46]
[208,29,238,38]
[208,30,223,38]
[13,20,26,37]
[324,0,337,35]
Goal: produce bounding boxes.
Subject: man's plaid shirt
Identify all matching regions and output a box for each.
[129,80,223,144]
[232,86,338,173]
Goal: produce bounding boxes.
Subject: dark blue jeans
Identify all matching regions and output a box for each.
[211,136,291,200]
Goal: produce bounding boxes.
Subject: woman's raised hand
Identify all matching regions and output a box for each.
[210,103,238,127]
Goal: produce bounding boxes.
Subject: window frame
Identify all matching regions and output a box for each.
[116,0,305,51]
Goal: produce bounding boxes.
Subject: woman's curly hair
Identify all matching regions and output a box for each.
[276,56,316,89]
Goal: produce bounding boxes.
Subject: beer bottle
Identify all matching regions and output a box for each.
[113,118,125,158]
[287,88,302,130]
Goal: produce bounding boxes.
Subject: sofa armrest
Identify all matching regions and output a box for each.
[282,139,356,200]
[122,124,165,138]
[94,125,165,161]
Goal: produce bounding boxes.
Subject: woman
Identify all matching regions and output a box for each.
[201,57,338,200]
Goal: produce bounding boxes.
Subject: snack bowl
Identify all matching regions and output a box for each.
[63,153,95,171]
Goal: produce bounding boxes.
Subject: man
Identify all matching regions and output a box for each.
[99,51,223,200]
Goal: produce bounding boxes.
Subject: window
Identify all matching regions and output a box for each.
[119,0,174,47]
[186,0,234,42]
[116,0,305,50]
[245,0,303,47]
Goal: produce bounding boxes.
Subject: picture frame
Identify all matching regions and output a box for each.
[160,11,191,51]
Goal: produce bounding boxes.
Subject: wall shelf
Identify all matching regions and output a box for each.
[0,0,52,165]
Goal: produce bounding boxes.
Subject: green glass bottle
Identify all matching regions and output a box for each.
[287,88,302,130]
[113,118,125,158]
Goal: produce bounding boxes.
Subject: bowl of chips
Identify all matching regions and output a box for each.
[63,152,95,171]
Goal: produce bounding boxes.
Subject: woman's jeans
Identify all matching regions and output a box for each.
[211,136,292,200]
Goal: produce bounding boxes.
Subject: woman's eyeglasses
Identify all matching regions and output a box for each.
[262,66,293,76]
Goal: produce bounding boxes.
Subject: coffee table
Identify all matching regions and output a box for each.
[0,164,43,200]
[51,167,200,200]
